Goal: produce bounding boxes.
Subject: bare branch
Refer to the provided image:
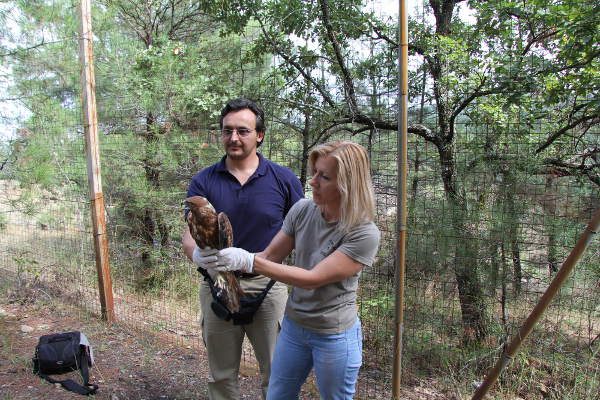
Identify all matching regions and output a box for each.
[367,20,397,47]
[521,28,559,56]
[317,0,359,115]
[536,112,600,154]
[534,49,600,76]
[255,17,337,109]
[544,158,600,187]
[0,39,64,57]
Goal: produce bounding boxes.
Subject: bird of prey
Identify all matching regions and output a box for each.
[185,196,245,313]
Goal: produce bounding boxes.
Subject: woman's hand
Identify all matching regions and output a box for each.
[209,247,255,274]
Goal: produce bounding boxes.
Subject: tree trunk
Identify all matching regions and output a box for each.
[410,67,427,227]
[544,176,559,275]
[299,110,311,189]
[424,0,489,343]
[141,111,169,262]
[438,143,488,342]
[504,174,523,294]
[500,242,509,335]
[452,214,488,343]
[511,238,522,294]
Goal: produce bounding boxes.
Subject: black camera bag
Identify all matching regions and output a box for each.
[32,331,98,395]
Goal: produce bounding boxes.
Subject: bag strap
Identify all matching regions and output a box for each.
[36,373,98,396]
[34,346,98,396]
[197,266,276,313]
[78,347,97,394]
[36,373,98,395]
[254,278,276,302]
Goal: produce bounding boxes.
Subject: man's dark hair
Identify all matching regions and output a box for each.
[219,98,266,133]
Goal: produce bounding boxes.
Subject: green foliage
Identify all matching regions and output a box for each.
[359,292,393,317]
[13,253,41,288]
[1,1,598,397]
[3,0,280,276]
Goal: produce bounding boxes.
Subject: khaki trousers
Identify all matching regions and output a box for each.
[199,276,287,400]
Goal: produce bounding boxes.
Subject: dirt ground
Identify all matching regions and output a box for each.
[0,294,448,400]
[0,294,265,400]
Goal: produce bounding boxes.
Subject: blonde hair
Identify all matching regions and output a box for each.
[308,140,376,232]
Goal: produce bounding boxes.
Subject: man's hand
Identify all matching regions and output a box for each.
[210,247,255,274]
[192,247,219,278]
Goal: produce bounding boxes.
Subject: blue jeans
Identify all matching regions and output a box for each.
[267,316,362,400]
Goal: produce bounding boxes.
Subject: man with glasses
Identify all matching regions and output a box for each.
[183,98,304,399]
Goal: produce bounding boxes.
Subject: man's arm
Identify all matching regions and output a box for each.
[287,175,305,212]
[182,225,196,261]
[256,230,294,263]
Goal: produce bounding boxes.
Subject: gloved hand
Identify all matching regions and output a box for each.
[211,247,255,274]
[192,247,219,279]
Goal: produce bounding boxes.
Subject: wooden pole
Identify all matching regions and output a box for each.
[471,208,600,400]
[78,0,115,323]
[393,0,408,397]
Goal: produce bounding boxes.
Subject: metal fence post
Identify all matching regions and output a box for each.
[393,0,408,397]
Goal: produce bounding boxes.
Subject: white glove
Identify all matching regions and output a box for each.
[192,247,219,279]
[212,247,255,274]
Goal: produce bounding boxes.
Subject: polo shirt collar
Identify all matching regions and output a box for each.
[216,152,268,178]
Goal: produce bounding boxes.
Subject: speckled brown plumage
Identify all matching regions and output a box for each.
[185,196,245,312]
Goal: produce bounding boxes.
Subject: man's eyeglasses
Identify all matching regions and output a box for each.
[221,128,254,137]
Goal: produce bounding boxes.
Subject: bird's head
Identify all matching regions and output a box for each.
[184,196,215,215]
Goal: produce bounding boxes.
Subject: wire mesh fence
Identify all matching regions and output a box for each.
[1,1,599,399]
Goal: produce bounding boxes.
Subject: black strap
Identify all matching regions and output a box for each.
[37,373,98,396]
[35,348,98,395]
[254,278,276,301]
[197,267,276,314]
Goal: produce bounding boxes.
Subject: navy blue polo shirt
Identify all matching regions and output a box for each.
[186,153,304,253]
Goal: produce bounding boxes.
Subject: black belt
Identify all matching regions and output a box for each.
[235,272,259,279]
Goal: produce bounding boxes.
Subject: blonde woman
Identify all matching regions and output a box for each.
[198,140,381,399]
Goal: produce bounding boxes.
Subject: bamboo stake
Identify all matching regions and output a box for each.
[472,208,600,400]
[78,0,115,323]
[393,0,408,397]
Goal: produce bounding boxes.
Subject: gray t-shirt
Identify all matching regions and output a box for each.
[281,199,381,334]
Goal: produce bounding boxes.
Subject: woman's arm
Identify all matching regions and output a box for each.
[214,228,367,289]
[254,250,364,290]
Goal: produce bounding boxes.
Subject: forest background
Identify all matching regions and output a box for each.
[0,0,598,399]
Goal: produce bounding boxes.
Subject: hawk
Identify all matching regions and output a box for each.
[185,196,245,313]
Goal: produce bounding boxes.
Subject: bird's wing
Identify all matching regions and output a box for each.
[217,212,233,249]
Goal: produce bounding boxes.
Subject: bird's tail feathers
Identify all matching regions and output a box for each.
[214,273,245,313]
